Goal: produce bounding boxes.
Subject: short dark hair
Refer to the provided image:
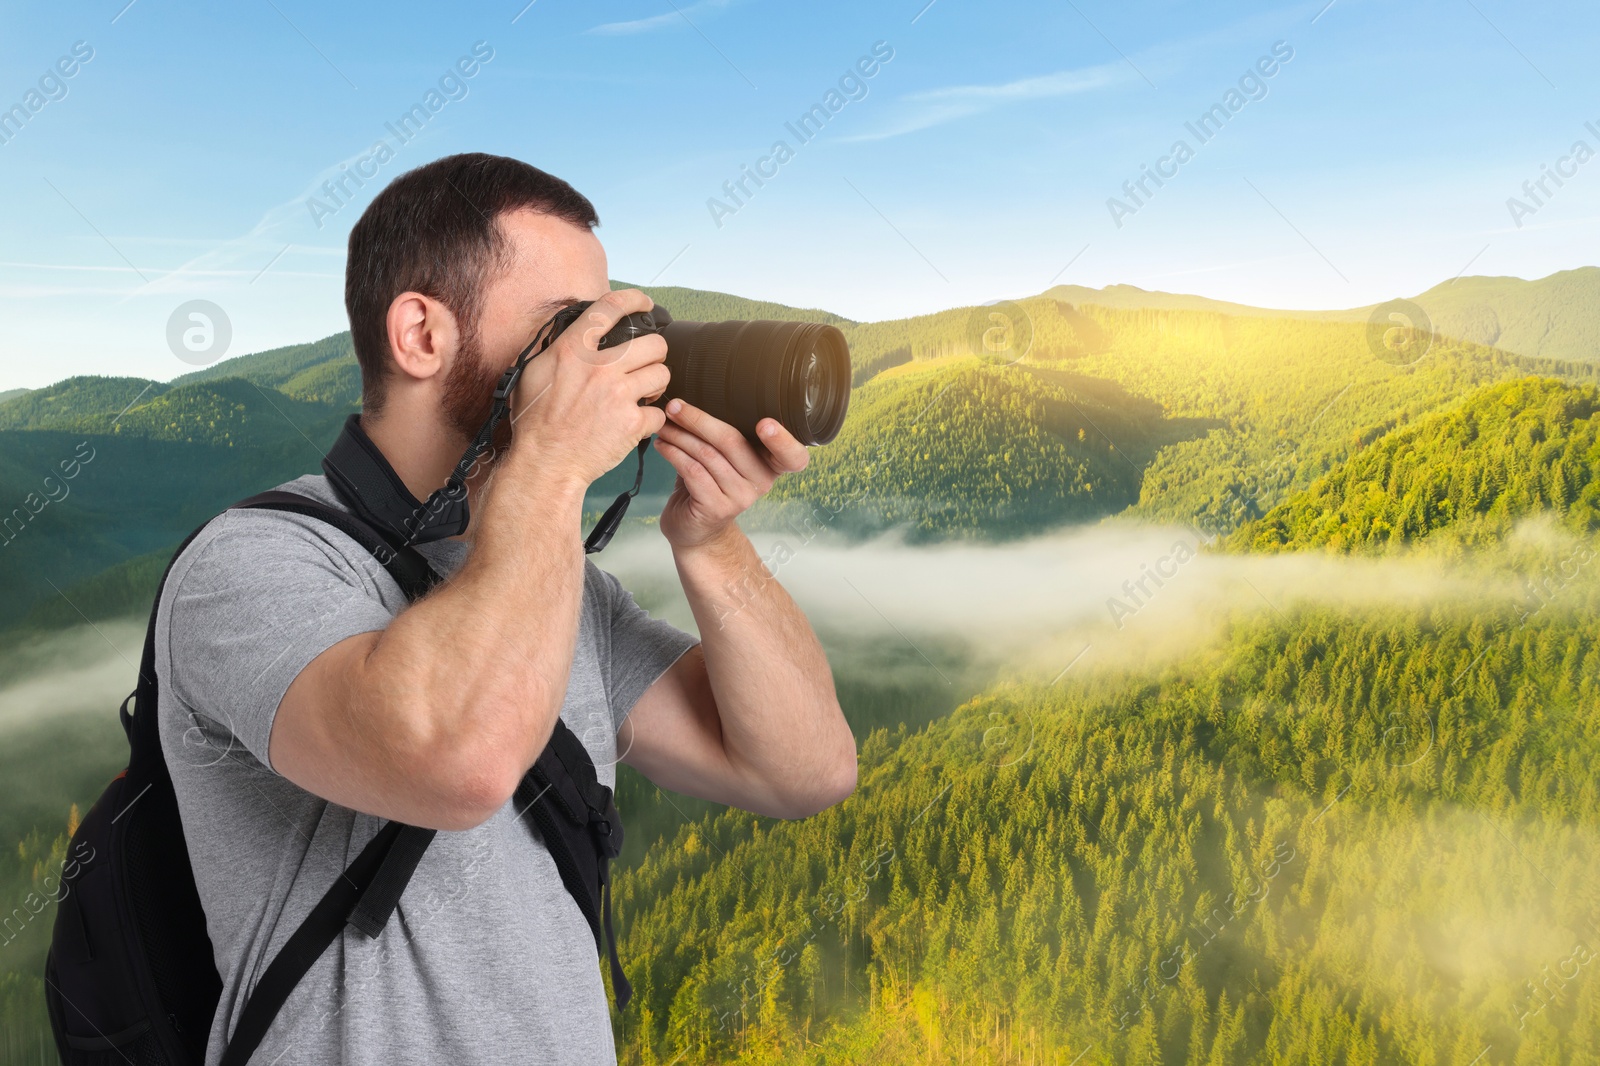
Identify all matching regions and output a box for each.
[344,153,598,414]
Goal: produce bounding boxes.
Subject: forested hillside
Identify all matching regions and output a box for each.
[171,332,360,402]
[0,377,169,431]
[0,369,352,624]
[612,584,1600,1065]
[763,356,1213,540]
[1407,268,1600,367]
[1059,311,1595,537]
[1235,378,1600,554]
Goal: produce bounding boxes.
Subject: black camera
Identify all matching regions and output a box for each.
[441,298,852,552]
[572,301,852,447]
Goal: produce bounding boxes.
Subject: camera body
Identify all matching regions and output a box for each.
[598,305,674,348]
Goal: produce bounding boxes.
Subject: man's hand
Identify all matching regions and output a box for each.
[511,288,670,488]
[625,398,855,819]
[653,400,810,549]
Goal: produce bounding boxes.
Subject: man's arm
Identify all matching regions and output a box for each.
[269,290,670,832]
[620,401,857,819]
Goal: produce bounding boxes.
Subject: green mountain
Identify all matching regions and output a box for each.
[0,426,338,625]
[173,331,362,405]
[0,376,167,431]
[0,365,365,626]
[1233,377,1600,554]
[763,355,1216,540]
[1038,282,1322,319]
[1065,311,1594,536]
[1038,267,1600,366]
[1403,267,1600,366]
[773,297,1595,542]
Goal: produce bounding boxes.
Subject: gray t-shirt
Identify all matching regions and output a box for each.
[154,474,698,1066]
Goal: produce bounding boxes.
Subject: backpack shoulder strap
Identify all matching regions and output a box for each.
[137,489,440,1066]
[234,489,441,600]
[217,821,433,1066]
[518,719,633,1009]
[125,490,440,761]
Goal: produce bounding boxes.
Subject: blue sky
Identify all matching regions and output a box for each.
[1,0,1597,388]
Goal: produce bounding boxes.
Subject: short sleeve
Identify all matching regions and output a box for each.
[160,511,403,773]
[590,564,699,731]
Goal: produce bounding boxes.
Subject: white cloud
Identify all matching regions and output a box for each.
[844,62,1129,142]
[588,0,737,36]
[906,64,1128,106]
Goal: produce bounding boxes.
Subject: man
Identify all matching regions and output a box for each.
[155,152,857,1065]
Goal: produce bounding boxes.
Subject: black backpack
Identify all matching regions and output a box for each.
[45,490,632,1065]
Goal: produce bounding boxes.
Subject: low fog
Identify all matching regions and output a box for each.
[0,618,144,739]
[3,518,1588,737]
[599,518,1560,687]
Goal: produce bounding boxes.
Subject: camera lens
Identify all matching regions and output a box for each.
[802,352,822,417]
[656,319,850,446]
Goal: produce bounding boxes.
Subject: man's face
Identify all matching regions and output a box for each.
[441,207,609,441]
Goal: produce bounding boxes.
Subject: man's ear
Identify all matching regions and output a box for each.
[386,291,460,383]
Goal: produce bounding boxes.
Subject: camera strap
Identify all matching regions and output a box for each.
[322,303,649,551]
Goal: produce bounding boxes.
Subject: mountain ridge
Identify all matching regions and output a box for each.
[1037,266,1600,365]
[5,268,1598,407]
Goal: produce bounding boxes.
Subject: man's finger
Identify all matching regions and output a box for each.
[611,333,669,375]
[654,437,726,506]
[664,399,772,484]
[627,361,672,405]
[754,418,810,474]
[657,421,751,499]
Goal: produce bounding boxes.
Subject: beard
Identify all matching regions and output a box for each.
[441,328,508,455]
